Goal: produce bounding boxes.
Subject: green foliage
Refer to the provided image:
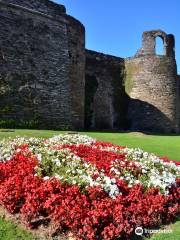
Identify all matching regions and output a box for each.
[35,147,96,189]
[0,218,34,240]
[149,217,180,240]
[124,60,140,95]
[0,119,39,129]
[0,105,13,113]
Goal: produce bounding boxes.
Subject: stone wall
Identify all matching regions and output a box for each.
[85,50,127,129]
[178,75,180,130]
[66,16,85,129]
[0,0,85,129]
[3,0,66,16]
[125,56,179,133]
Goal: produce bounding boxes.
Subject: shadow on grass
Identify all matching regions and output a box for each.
[79,129,180,137]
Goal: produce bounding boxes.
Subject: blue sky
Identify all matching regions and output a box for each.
[56,0,180,73]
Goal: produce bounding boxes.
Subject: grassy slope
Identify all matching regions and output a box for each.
[0,129,179,240]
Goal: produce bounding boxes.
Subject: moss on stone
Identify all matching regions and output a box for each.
[0,118,40,129]
[124,61,140,95]
[0,105,13,113]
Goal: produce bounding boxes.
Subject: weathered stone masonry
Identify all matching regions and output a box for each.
[0,0,180,133]
[85,50,127,130]
[0,0,85,129]
[125,30,179,133]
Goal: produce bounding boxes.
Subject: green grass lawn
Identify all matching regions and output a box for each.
[0,218,34,240]
[149,217,180,240]
[0,129,179,240]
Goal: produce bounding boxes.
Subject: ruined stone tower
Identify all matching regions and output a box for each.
[125,30,179,133]
[0,1,179,133]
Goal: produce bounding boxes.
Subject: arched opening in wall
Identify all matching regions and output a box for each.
[155,36,164,55]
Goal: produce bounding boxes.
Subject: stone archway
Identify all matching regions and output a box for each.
[138,30,175,58]
[155,36,165,55]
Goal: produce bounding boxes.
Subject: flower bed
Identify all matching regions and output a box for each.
[0,134,179,240]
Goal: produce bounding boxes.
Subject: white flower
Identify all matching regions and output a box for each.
[135,180,140,184]
[43,176,50,180]
[111,178,116,184]
[37,154,42,162]
[72,180,77,184]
